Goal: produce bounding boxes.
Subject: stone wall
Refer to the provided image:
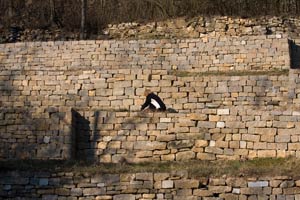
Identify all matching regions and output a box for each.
[0,107,72,160]
[103,16,300,40]
[74,108,300,163]
[0,36,289,72]
[1,170,300,200]
[0,35,296,161]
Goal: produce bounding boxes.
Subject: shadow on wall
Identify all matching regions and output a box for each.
[0,69,72,160]
[71,109,149,163]
[289,39,300,69]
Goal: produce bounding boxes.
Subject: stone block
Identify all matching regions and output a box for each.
[240,187,263,195]
[195,140,209,147]
[248,181,269,187]
[136,173,153,181]
[275,135,291,143]
[176,151,195,161]
[216,121,225,128]
[217,109,230,115]
[134,141,166,150]
[83,188,106,196]
[96,196,113,200]
[174,179,199,189]
[257,150,276,158]
[188,113,208,121]
[208,186,232,193]
[162,180,173,189]
[71,188,83,196]
[136,151,153,158]
[42,195,58,200]
[39,178,49,186]
[156,135,176,141]
[113,194,135,200]
[161,154,175,161]
[197,153,216,160]
[168,140,194,149]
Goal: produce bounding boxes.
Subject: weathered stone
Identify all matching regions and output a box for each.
[71,188,83,196]
[248,181,269,187]
[162,180,173,189]
[175,179,199,189]
[168,140,194,149]
[176,151,195,161]
[39,178,49,186]
[113,194,135,200]
[134,141,166,150]
[83,188,106,196]
[217,109,230,115]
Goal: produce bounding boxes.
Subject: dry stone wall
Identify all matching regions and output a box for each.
[74,108,300,163]
[0,36,289,72]
[104,16,300,40]
[1,170,300,200]
[0,35,297,161]
[0,107,72,160]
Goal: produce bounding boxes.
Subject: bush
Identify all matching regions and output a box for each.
[1,0,300,34]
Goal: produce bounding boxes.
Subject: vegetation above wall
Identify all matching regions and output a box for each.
[1,0,300,42]
[2,0,300,31]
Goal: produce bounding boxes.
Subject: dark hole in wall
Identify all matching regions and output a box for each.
[289,39,300,69]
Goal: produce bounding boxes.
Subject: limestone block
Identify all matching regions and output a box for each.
[83,188,106,196]
[113,194,135,200]
[156,135,175,142]
[208,186,232,193]
[162,180,173,189]
[248,181,269,187]
[136,151,153,158]
[168,140,194,149]
[160,118,171,123]
[275,135,291,143]
[39,178,49,186]
[197,121,216,129]
[217,109,230,115]
[288,143,300,150]
[136,173,153,181]
[174,180,199,189]
[96,196,113,200]
[161,154,175,161]
[197,153,216,160]
[100,154,112,163]
[42,195,58,200]
[71,188,83,196]
[242,134,260,142]
[195,140,208,147]
[134,141,166,150]
[257,150,276,158]
[176,151,195,161]
[216,121,225,128]
[188,113,208,121]
[193,189,213,197]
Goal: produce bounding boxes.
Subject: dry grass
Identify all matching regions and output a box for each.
[1,157,300,178]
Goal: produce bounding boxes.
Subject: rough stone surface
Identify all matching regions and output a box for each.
[0,172,299,199]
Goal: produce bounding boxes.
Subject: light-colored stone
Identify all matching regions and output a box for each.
[162,180,173,189]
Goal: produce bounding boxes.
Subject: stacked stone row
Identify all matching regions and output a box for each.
[0,35,289,73]
[73,110,300,163]
[1,170,300,200]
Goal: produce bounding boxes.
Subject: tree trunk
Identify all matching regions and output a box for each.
[8,1,13,18]
[80,0,87,40]
[49,0,55,26]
